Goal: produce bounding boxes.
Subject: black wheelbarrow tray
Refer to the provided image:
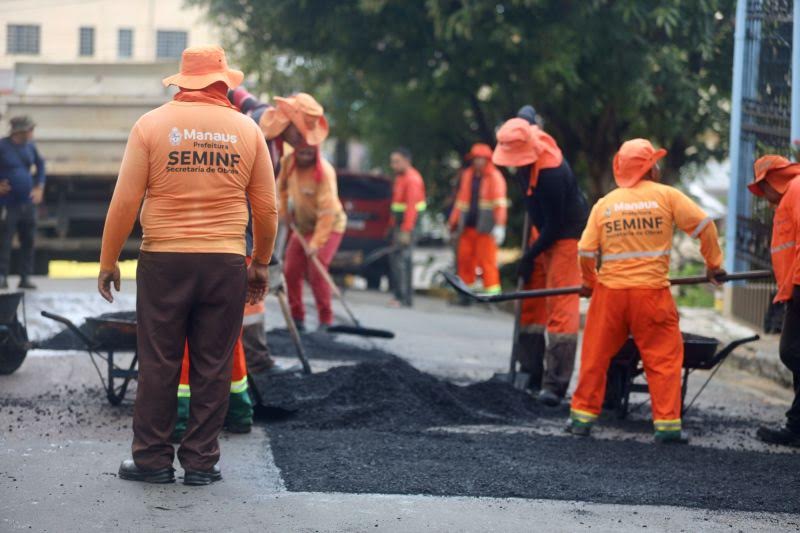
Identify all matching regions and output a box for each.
[603,332,760,419]
[40,311,138,405]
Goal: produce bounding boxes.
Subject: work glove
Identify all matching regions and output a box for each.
[492,225,506,246]
[517,248,535,283]
[396,231,412,246]
[705,266,727,286]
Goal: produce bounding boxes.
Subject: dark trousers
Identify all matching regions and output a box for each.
[390,230,415,306]
[779,291,800,432]
[133,252,247,471]
[0,204,36,277]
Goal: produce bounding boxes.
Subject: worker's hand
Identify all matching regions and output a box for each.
[0,180,10,197]
[246,260,270,305]
[579,285,594,298]
[517,249,535,282]
[306,244,319,258]
[706,266,727,286]
[492,225,506,246]
[30,185,44,205]
[98,266,121,303]
[396,231,412,246]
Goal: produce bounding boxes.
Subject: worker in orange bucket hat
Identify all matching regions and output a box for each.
[568,138,725,444]
[493,115,588,407]
[747,155,800,448]
[449,143,508,298]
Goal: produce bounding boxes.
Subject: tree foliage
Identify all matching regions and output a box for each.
[195,0,734,207]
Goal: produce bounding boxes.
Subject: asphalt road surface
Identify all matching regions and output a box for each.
[1,277,798,532]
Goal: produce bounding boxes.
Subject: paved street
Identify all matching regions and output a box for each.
[1,277,798,532]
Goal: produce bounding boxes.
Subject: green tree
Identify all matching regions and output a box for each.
[195,0,734,237]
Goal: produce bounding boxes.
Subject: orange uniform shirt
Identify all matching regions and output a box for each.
[100,98,278,271]
[578,180,722,289]
[770,176,800,302]
[391,167,427,232]
[277,154,347,249]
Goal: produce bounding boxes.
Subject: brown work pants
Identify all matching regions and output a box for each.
[132,251,247,472]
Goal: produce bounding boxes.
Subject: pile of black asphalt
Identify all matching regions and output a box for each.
[257,333,800,514]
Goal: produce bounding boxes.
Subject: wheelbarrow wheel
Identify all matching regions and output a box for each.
[0,321,29,375]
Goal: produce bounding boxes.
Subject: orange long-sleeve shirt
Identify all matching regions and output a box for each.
[391,166,427,232]
[277,154,347,249]
[99,96,278,271]
[578,180,722,289]
[771,175,800,302]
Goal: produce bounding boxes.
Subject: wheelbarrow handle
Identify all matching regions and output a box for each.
[706,334,761,369]
[40,311,97,348]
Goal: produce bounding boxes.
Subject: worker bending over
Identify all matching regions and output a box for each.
[389,148,427,307]
[449,143,508,296]
[569,139,724,444]
[262,93,347,332]
[493,117,588,406]
[747,156,800,448]
[98,46,277,484]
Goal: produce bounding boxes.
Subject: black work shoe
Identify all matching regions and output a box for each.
[225,423,252,434]
[17,278,36,290]
[655,431,690,445]
[184,464,222,486]
[538,389,562,407]
[565,420,591,437]
[757,426,800,447]
[118,459,175,484]
[293,320,306,333]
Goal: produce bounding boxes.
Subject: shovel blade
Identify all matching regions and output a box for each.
[327,324,395,339]
[491,371,531,391]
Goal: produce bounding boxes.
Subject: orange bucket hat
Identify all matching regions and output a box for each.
[492,118,540,167]
[162,45,244,90]
[259,93,329,145]
[467,143,494,160]
[613,139,667,188]
[748,155,800,197]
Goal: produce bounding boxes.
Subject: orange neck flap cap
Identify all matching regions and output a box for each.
[259,92,329,146]
[613,139,667,188]
[748,155,800,197]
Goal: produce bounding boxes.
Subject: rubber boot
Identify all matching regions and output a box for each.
[225,389,253,434]
[541,334,578,402]
[171,395,190,443]
[514,331,545,392]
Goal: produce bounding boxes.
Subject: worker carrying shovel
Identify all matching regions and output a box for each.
[492,116,588,406]
[568,139,724,444]
[261,93,347,332]
[449,143,508,298]
[98,45,278,485]
[747,155,800,448]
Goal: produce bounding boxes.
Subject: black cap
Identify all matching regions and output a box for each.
[517,105,538,125]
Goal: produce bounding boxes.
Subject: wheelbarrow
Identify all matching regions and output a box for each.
[41,311,138,405]
[0,292,34,375]
[603,332,760,419]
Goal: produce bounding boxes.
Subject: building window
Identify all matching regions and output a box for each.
[79,26,95,57]
[118,28,133,58]
[7,24,40,55]
[156,30,187,59]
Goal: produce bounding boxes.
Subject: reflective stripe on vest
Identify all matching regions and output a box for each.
[578,250,598,259]
[601,249,671,262]
[391,202,406,212]
[416,201,427,211]
[772,241,795,255]
[690,217,713,238]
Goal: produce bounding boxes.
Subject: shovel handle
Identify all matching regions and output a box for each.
[669,270,773,286]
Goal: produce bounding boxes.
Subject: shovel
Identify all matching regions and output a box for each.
[290,225,395,339]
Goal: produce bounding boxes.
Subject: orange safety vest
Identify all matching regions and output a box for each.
[771,176,800,303]
[449,164,508,234]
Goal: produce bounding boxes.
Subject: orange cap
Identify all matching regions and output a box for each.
[259,92,329,145]
[467,143,493,160]
[613,139,667,188]
[162,45,244,90]
[748,155,800,197]
[492,118,540,167]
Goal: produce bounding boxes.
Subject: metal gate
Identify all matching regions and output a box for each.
[726,0,799,330]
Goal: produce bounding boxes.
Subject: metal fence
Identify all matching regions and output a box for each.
[727,0,797,331]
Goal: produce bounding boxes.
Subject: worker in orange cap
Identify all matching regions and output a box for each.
[493,116,588,406]
[449,143,508,297]
[568,138,725,444]
[261,93,347,331]
[747,155,800,448]
[389,147,427,307]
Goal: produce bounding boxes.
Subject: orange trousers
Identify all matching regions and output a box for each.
[457,227,500,293]
[570,285,684,432]
[179,333,248,393]
[520,237,580,335]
